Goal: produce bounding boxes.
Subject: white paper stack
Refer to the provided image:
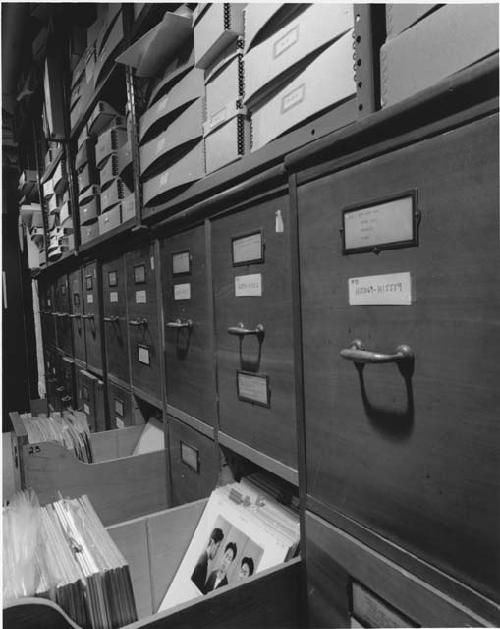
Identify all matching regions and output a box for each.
[159,478,300,611]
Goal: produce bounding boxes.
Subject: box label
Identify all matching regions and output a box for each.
[110,291,118,303]
[158,95,169,111]
[160,172,169,187]
[138,345,150,365]
[180,441,199,473]
[235,273,262,297]
[108,271,117,287]
[83,403,90,415]
[282,83,306,113]
[232,232,263,265]
[174,283,191,301]
[116,417,125,429]
[172,251,191,275]
[136,290,147,303]
[352,582,417,628]
[86,294,93,304]
[274,24,299,58]
[237,371,270,407]
[343,196,415,252]
[348,272,412,306]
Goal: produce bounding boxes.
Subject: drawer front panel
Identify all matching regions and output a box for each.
[126,244,162,403]
[168,416,219,507]
[298,115,500,600]
[77,368,106,432]
[212,194,297,470]
[69,268,86,364]
[107,381,133,429]
[55,274,73,356]
[161,225,216,426]
[40,282,56,348]
[83,261,103,374]
[102,256,130,384]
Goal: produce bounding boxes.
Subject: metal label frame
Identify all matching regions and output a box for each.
[114,398,124,418]
[232,229,265,267]
[108,270,118,287]
[138,344,150,365]
[236,371,270,408]
[134,264,146,284]
[85,275,93,290]
[341,190,419,255]
[180,440,200,473]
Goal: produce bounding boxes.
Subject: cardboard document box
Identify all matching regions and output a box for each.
[84,45,96,85]
[250,31,356,151]
[204,104,247,173]
[60,215,74,234]
[43,178,54,199]
[79,183,100,208]
[244,3,306,53]
[78,163,97,195]
[121,192,136,222]
[139,99,204,177]
[101,177,127,213]
[194,3,245,69]
[386,4,440,39]
[117,140,133,176]
[245,3,354,107]
[70,99,83,132]
[53,160,66,193]
[87,101,123,137]
[47,194,59,215]
[80,220,99,244]
[99,154,119,190]
[99,203,122,235]
[70,79,83,110]
[139,68,204,142]
[380,4,499,107]
[148,48,195,107]
[142,142,205,206]
[94,10,124,86]
[95,125,128,168]
[59,201,71,225]
[76,137,96,170]
[205,47,243,121]
[79,195,100,226]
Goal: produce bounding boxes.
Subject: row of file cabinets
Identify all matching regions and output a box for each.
[38,113,499,618]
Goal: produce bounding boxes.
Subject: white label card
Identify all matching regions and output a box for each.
[86,294,93,303]
[348,272,412,306]
[174,283,191,301]
[172,251,190,275]
[344,196,414,251]
[235,273,262,297]
[136,290,147,303]
[180,442,199,473]
[138,346,150,365]
[110,291,118,303]
[232,233,262,265]
[83,403,90,415]
[237,372,270,407]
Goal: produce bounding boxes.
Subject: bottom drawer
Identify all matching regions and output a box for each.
[168,416,220,507]
[305,511,495,628]
[77,368,106,432]
[4,500,301,629]
[107,381,134,429]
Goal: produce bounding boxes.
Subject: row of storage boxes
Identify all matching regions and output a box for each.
[38,112,500,614]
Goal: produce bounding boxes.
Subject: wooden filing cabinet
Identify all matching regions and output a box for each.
[82,261,104,376]
[77,368,106,432]
[298,114,500,604]
[107,381,134,429]
[39,281,56,348]
[167,415,219,507]
[102,255,130,388]
[125,244,162,406]
[161,224,216,427]
[60,356,76,407]
[212,192,298,481]
[54,273,73,357]
[69,268,86,365]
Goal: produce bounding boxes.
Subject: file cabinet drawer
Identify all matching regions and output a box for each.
[61,356,76,406]
[77,368,106,432]
[212,194,297,475]
[55,274,73,356]
[83,261,103,375]
[168,416,219,507]
[69,268,86,364]
[298,115,500,601]
[108,381,133,429]
[161,224,216,427]
[40,282,56,348]
[102,255,129,386]
[126,244,162,405]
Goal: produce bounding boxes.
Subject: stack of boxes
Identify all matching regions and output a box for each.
[243,3,356,151]
[380,4,499,107]
[43,156,74,261]
[18,170,44,269]
[194,3,247,173]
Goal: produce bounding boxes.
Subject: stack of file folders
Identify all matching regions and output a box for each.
[19,410,93,464]
[3,490,138,629]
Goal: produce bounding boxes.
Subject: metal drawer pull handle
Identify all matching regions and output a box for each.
[104,316,119,323]
[69,314,81,319]
[340,339,414,364]
[57,312,69,318]
[167,319,193,329]
[227,323,264,337]
[129,318,147,327]
[82,314,94,320]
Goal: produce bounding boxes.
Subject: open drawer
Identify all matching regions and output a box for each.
[10,413,168,526]
[4,499,301,629]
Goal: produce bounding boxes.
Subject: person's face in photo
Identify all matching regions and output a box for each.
[239,563,251,580]
[219,547,235,575]
[207,538,220,560]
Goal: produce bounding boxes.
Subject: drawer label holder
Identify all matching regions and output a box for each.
[138,344,150,365]
[172,250,191,275]
[180,441,200,473]
[236,371,270,407]
[348,272,413,306]
[235,273,262,297]
[232,231,263,266]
